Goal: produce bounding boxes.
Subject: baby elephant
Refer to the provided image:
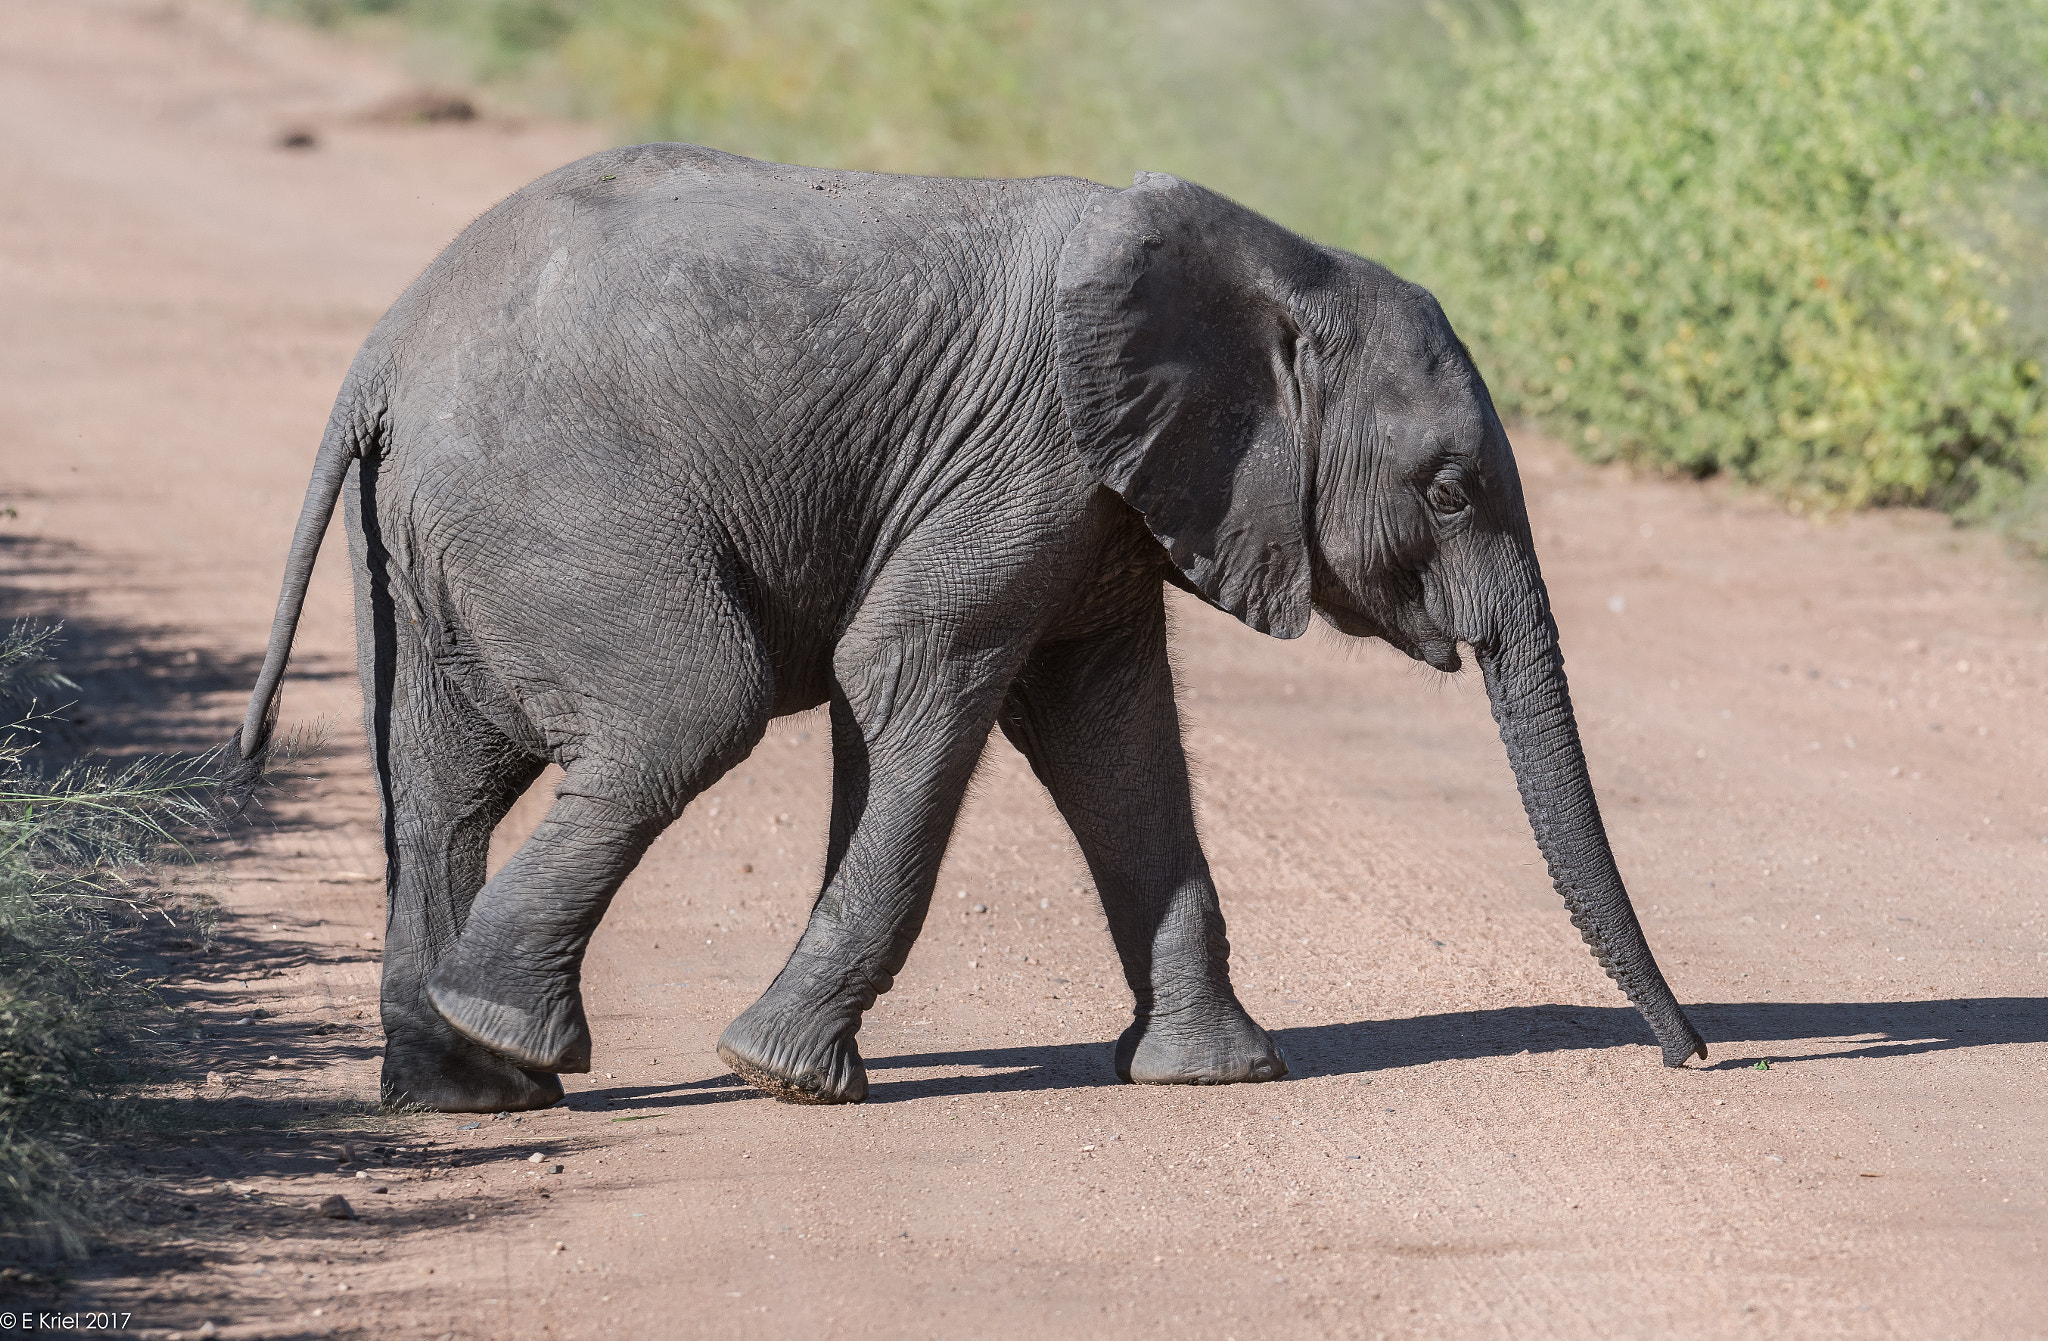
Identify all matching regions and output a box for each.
[234,144,1705,1112]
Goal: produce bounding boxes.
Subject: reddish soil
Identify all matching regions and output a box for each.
[2,3,2043,1338]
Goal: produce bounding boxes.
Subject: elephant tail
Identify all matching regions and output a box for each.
[222,397,375,806]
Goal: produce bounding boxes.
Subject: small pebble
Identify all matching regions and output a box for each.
[528,1152,545,1163]
[317,1194,354,1220]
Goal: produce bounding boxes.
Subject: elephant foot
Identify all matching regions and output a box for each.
[425,964,593,1074]
[717,998,867,1105]
[1116,1001,1288,1086]
[381,1018,564,1113]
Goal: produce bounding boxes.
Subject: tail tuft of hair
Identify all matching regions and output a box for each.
[216,719,273,821]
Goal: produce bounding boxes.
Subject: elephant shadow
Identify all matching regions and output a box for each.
[1265,997,2048,1077]
[588,996,2047,1107]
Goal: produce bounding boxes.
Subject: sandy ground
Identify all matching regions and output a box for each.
[1,2,2043,1337]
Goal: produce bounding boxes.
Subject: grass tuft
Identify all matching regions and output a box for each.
[0,625,230,1259]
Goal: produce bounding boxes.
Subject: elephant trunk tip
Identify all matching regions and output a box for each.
[1649,1000,1708,1067]
[1663,1035,1709,1068]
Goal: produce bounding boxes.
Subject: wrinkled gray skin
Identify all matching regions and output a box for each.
[234,144,1705,1112]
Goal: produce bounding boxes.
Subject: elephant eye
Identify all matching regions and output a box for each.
[1427,476,1470,515]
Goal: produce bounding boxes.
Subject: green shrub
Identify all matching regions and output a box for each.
[1381,0,2048,512]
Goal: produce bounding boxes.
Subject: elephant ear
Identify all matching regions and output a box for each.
[1055,172,1332,639]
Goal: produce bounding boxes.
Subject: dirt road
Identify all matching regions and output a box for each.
[2,3,2043,1337]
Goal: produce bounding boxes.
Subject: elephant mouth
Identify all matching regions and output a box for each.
[1414,638,1464,673]
[1315,604,1463,673]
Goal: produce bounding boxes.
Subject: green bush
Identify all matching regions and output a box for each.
[1382,0,2048,512]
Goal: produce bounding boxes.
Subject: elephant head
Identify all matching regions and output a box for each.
[1054,173,1707,1067]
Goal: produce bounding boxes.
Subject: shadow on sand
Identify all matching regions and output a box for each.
[0,526,329,761]
[581,995,2048,1108]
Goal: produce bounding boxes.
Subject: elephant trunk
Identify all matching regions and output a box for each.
[1474,567,1707,1067]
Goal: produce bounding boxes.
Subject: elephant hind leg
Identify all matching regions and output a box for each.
[426,595,776,1075]
[373,655,556,1113]
[425,787,681,1072]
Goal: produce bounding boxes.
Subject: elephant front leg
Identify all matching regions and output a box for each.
[999,602,1286,1086]
[719,643,1016,1105]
